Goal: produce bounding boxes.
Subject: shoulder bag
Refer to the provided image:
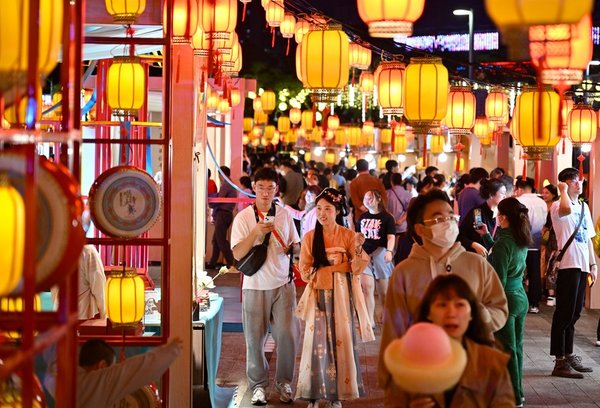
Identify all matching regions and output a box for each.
[546,201,585,285]
[235,204,275,276]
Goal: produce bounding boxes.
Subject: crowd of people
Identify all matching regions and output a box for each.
[214,156,599,407]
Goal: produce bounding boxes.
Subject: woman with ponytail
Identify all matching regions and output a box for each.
[488,197,533,406]
[296,188,374,408]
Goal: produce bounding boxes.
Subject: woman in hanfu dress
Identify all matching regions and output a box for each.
[296,188,375,408]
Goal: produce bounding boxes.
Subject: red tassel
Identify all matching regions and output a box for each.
[312,104,317,129]
[562,137,566,154]
[578,153,585,179]
[390,120,396,152]
[455,150,461,172]
[522,156,527,178]
[422,135,427,168]
[351,69,355,87]
[271,27,275,48]
[286,38,290,56]
[242,3,247,22]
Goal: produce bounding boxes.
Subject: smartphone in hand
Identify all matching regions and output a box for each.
[263,215,275,224]
[473,208,483,230]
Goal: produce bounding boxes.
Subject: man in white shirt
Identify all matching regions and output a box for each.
[515,176,548,314]
[231,167,300,405]
[549,168,597,379]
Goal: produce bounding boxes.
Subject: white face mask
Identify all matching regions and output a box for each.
[423,220,459,248]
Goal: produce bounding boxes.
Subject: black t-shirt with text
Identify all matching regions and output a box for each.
[357,211,396,254]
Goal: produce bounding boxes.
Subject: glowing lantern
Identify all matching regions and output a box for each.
[346,154,357,168]
[106,57,146,116]
[289,108,301,125]
[167,0,199,43]
[252,126,263,139]
[0,294,42,339]
[511,86,560,160]
[264,125,276,141]
[529,15,593,85]
[454,157,465,171]
[265,0,284,27]
[280,13,296,38]
[219,37,241,70]
[485,88,509,124]
[199,0,237,40]
[479,133,493,146]
[311,127,323,143]
[218,98,230,113]
[362,121,375,136]
[297,26,349,102]
[304,151,312,162]
[375,61,405,115]
[0,174,24,296]
[473,117,493,140]
[106,269,145,326]
[430,135,445,154]
[403,57,448,132]
[335,128,346,145]
[253,96,263,112]
[568,104,597,145]
[242,135,250,145]
[212,32,238,55]
[105,0,146,24]
[278,116,291,133]
[325,151,336,165]
[301,110,314,130]
[348,126,361,146]
[393,133,408,153]
[485,0,592,29]
[0,0,63,92]
[561,94,574,132]
[359,71,374,94]
[254,110,268,125]
[378,155,389,170]
[349,43,372,70]
[191,26,211,56]
[286,128,298,143]
[328,115,340,131]
[206,91,219,111]
[261,90,276,113]
[230,87,241,106]
[446,85,476,136]
[243,117,254,133]
[381,128,392,145]
[295,19,311,43]
[357,0,425,38]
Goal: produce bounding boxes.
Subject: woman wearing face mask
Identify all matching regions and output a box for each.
[389,274,515,408]
[296,188,375,408]
[459,178,507,257]
[357,190,397,328]
[487,197,532,406]
[278,185,322,238]
[379,190,508,399]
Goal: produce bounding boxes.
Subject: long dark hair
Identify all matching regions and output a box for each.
[479,178,505,200]
[416,275,494,346]
[311,188,345,269]
[497,197,533,248]
[366,189,386,213]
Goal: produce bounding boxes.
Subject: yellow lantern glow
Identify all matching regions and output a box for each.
[289,108,301,125]
[349,43,372,70]
[485,88,509,124]
[230,87,241,106]
[261,90,276,113]
[254,110,268,125]
[106,269,145,326]
[192,26,211,56]
[403,57,449,132]
[529,15,593,85]
[167,0,199,43]
[348,126,361,146]
[280,13,296,38]
[568,104,597,145]
[218,98,230,113]
[286,128,298,143]
[335,128,347,145]
[446,85,476,136]
[325,151,336,165]
[199,0,237,40]
[212,31,238,56]
[105,0,146,24]
[243,117,254,133]
[253,96,263,112]
[301,110,314,130]
[359,71,374,94]
[473,117,492,139]
[265,0,284,27]
[0,0,63,91]
[311,127,323,143]
[295,19,311,43]
[252,126,263,139]
[347,154,357,168]
[206,90,219,111]
[327,115,340,131]
[479,133,493,146]
[378,155,389,170]
[561,95,574,132]
[512,86,560,160]
[219,36,241,70]
[430,135,445,154]
[454,157,465,171]
[242,134,250,145]
[304,151,312,162]
[4,86,42,125]
[278,116,291,133]
[0,294,42,339]
[298,26,350,102]
[362,121,375,138]
[357,0,425,38]
[107,57,146,116]
[393,133,408,153]
[375,61,405,115]
[264,125,276,140]
[0,174,24,296]
[485,0,592,28]
[380,128,392,145]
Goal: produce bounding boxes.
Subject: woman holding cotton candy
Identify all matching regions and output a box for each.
[383,274,515,407]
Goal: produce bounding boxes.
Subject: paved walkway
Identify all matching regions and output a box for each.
[213,273,600,407]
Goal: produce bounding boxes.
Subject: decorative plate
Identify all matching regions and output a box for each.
[113,385,160,408]
[0,151,85,295]
[89,166,161,238]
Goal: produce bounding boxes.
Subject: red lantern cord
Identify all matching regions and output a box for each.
[286,38,290,56]
[522,154,528,178]
[454,141,464,173]
[312,104,316,128]
[577,153,585,179]
[390,120,397,152]
[422,135,427,168]
[242,3,247,22]
[351,69,355,86]
[271,27,275,48]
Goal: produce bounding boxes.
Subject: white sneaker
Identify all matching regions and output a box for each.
[596,340,600,347]
[307,401,319,408]
[546,297,556,307]
[251,387,267,405]
[275,381,293,403]
[528,306,539,314]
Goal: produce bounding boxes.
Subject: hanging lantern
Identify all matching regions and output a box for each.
[446,85,476,137]
[311,127,323,143]
[198,0,236,40]
[278,116,291,133]
[393,133,408,153]
[359,71,374,94]
[265,0,284,27]
[106,268,145,326]
[479,133,493,146]
[295,19,311,43]
[286,128,298,143]
[212,31,238,56]
[380,128,392,146]
[218,98,230,113]
[167,0,199,43]
[230,87,241,106]
[485,87,509,124]
[219,36,241,70]
[348,126,361,146]
[242,134,250,145]
[191,26,211,56]
[301,110,314,130]
[403,57,449,132]
[0,0,63,92]
[254,110,268,125]
[0,173,24,296]
[362,120,375,138]
[325,151,336,165]
[473,117,493,139]
[511,85,560,160]
[297,25,349,102]
[280,13,296,38]
[375,61,405,115]
[105,0,146,24]
[206,90,219,111]
[346,154,357,168]
[568,104,597,145]
[335,128,347,145]
[264,125,276,141]
[327,115,340,132]
[106,57,146,116]
[378,155,390,170]
[561,94,574,132]
[430,135,445,154]
[252,126,263,139]
[0,294,42,339]
[243,117,254,133]
[529,15,593,86]
[289,108,301,125]
[253,96,263,112]
[304,151,312,162]
[357,0,425,38]
[261,90,276,113]
[349,43,372,70]
[454,157,465,172]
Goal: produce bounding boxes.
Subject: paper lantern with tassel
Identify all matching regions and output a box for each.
[261,90,276,114]
[347,126,361,146]
[375,61,405,115]
[357,0,425,38]
[295,19,311,43]
[349,43,372,70]
[568,104,597,145]
[278,116,291,133]
[199,0,237,40]
[167,0,199,43]
[380,128,392,146]
[280,13,296,38]
[107,57,146,116]
[0,173,24,296]
[265,0,284,27]
[485,88,509,125]
[430,135,445,154]
[289,108,301,125]
[327,115,340,132]
[230,87,241,106]
[359,71,374,94]
[106,268,145,326]
[105,0,146,24]
[446,85,476,137]
[301,110,314,130]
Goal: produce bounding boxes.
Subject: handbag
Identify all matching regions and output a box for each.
[545,201,585,285]
[235,205,275,276]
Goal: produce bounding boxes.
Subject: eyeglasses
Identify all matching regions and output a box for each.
[255,184,276,193]
[421,214,459,226]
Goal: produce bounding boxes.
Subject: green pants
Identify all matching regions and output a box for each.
[495,286,528,401]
